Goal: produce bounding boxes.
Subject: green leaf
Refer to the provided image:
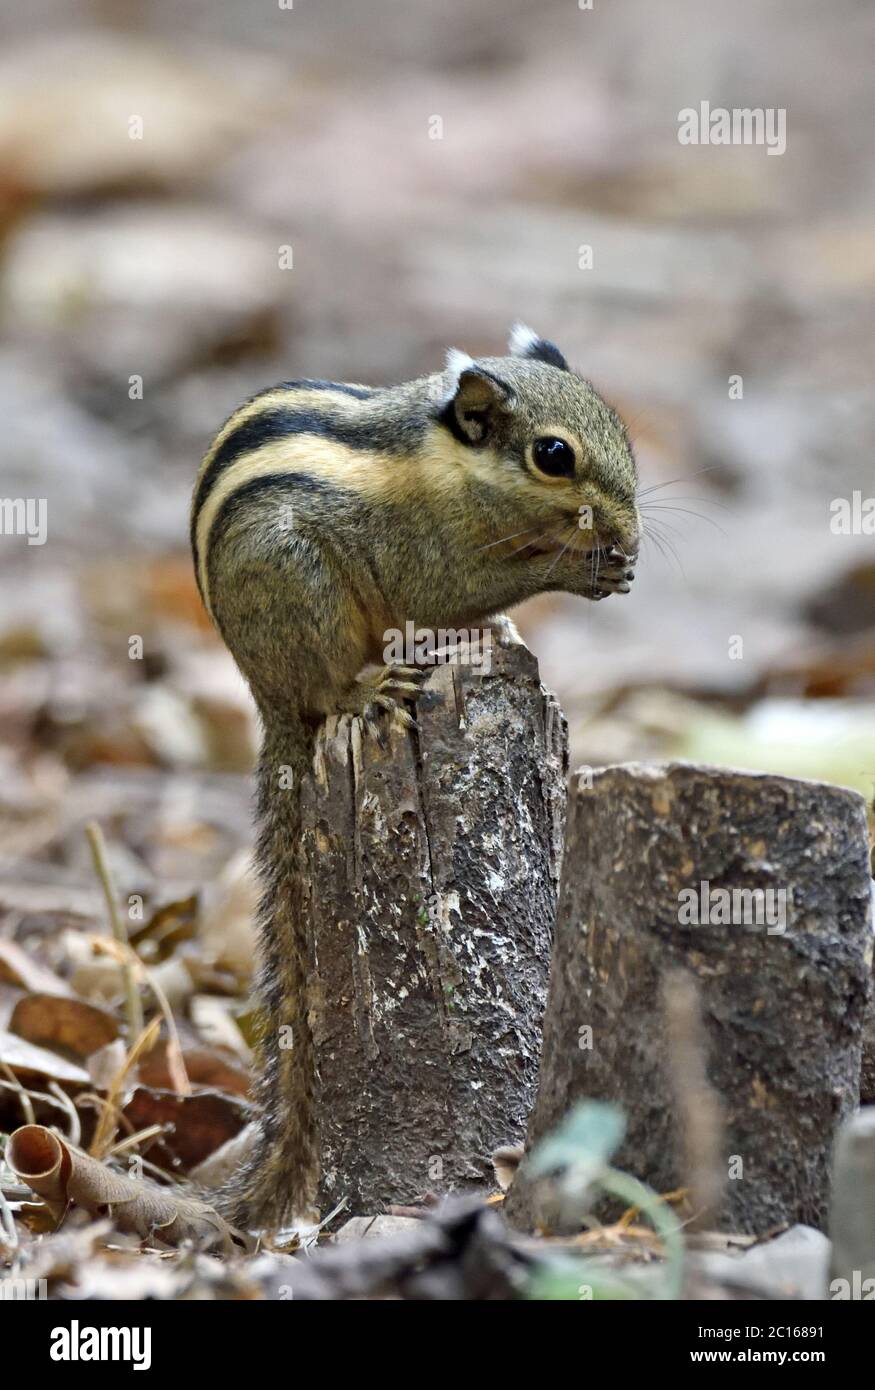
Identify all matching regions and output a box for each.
[527,1101,625,1182]
[527,1257,639,1301]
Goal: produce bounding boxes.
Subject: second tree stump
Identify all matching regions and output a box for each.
[508,761,873,1233]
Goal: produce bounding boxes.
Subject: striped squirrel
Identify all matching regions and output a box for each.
[191,324,640,1229]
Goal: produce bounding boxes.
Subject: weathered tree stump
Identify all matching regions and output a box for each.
[507,762,873,1234]
[863,1023,875,1104]
[300,640,567,1213]
[862,890,875,1103]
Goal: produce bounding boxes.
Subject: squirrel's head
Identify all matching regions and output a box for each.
[437,325,640,600]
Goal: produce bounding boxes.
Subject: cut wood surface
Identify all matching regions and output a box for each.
[508,761,873,1234]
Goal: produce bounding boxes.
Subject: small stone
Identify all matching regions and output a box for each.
[828,1107,875,1295]
[334,1215,423,1243]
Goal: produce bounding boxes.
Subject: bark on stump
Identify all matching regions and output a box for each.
[300,640,567,1213]
[862,883,875,1103]
[507,762,873,1234]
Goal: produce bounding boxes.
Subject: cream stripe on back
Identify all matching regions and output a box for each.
[192,386,369,514]
[196,436,401,612]
[195,411,542,616]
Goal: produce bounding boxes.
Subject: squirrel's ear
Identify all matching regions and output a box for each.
[508,322,568,370]
[442,353,514,444]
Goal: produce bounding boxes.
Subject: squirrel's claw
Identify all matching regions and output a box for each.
[334,664,426,744]
[589,545,636,600]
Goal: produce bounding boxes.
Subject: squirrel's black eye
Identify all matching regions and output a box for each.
[531,436,576,478]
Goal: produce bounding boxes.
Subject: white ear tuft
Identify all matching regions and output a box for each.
[442,348,476,402]
[507,323,569,370]
[508,322,540,357]
[445,347,475,378]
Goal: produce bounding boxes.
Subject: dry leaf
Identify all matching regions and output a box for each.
[10,993,119,1057]
[140,956,195,1015]
[129,893,198,959]
[492,1145,525,1192]
[0,940,72,996]
[0,1028,90,1084]
[198,849,258,976]
[7,1124,238,1252]
[189,1121,258,1190]
[10,1218,113,1281]
[139,1041,250,1096]
[86,1038,128,1091]
[189,995,253,1065]
[68,956,126,1008]
[122,1085,252,1171]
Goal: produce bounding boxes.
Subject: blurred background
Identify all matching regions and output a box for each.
[0,0,873,927]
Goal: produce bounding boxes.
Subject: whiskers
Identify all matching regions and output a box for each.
[509,530,553,557]
[472,517,621,583]
[637,466,732,577]
[472,520,581,564]
[636,463,725,498]
[640,525,683,577]
[543,522,583,578]
[473,524,543,553]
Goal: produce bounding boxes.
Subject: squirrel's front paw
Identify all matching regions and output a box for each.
[335,665,427,746]
[588,545,637,602]
[487,614,525,649]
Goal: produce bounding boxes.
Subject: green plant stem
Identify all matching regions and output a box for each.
[599,1165,685,1300]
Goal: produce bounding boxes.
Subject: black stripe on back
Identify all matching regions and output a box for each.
[277,380,373,398]
[200,471,358,607]
[191,394,406,565]
[191,381,371,561]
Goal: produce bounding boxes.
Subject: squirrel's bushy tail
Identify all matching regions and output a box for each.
[216,715,318,1230]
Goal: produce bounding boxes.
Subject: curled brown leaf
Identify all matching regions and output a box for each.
[7,1124,238,1253]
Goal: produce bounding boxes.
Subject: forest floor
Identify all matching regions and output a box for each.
[0,0,872,1298]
